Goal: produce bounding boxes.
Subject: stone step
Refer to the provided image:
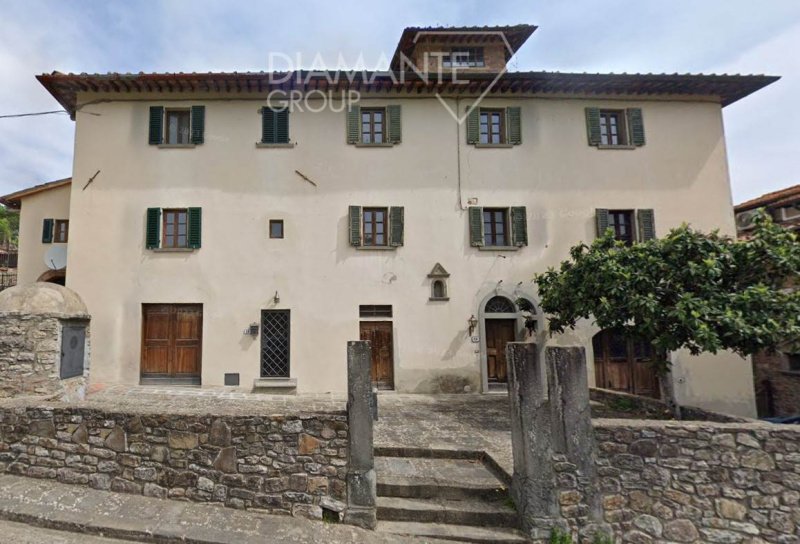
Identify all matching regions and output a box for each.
[376,496,518,528]
[377,521,528,544]
[375,456,508,501]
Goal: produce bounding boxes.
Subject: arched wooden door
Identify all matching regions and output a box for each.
[592,328,660,398]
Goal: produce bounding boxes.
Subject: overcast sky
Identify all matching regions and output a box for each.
[0,0,798,203]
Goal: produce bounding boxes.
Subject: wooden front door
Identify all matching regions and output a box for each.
[486,319,516,383]
[359,321,394,390]
[141,304,202,384]
[592,329,660,398]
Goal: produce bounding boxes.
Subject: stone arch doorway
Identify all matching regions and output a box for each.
[478,292,539,392]
[37,269,66,286]
[592,328,660,398]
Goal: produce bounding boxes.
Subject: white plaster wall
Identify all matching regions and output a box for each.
[17,184,71,285]
[65,92,755,416]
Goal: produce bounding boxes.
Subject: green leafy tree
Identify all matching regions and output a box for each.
[535,212,800,362]
[0,205,18,249]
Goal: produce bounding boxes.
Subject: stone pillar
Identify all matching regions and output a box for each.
[547,346,602,521]
[506,342,559,539]
[343,340,377,529]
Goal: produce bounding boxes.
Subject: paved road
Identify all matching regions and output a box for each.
[0,519,138,543]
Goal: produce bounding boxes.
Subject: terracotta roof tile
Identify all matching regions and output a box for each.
[735,184,800,212]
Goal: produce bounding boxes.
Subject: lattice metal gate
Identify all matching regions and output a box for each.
[261,310,290,377]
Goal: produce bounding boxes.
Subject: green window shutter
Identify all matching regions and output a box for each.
[389,206,404,247]
[627,108,645,146]
[349,206,362,246]
[585,107,601,146]
[276,108,289,144]
[466,106,480,144]
[41,219,54,244]
[637,209,656,241]
[507,107,522,145]
[190,105,205,145]
[187,207,202,249]
[468,207,484,246]
[387,105,402,144]
[145,208,161,249]
[148,106,164,145]
[511,206,528,246]
[595,208,610,238]
[261,107,275,143]
[347,106,361,144]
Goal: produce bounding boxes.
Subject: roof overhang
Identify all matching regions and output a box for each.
[37,70,780,118]
[735,184,800,212]
[0,177,71,209]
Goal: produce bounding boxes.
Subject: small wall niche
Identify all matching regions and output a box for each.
[428,263,450,301]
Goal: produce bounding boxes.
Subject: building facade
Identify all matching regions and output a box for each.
[9,25,778,417]
[735,185,800,417]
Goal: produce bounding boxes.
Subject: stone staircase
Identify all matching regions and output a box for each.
[374,450,526,543]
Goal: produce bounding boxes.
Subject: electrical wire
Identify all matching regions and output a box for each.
[0,110,68,119]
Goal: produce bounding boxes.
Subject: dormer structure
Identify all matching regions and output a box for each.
[389,25,536,73]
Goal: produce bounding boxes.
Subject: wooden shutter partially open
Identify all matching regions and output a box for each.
[389,206,404,246]
[145,208,161,249]
[507,107,522,145]
[637,209,656,241]
[466,106,480,144]
[148,106,164,145]
[595,208,610,238]
[190,106,205,145]
[387,105,402,144]
[41,218,54,244]
[627,108,645,146]
[276,108,289,143]
[347,106,361,144]
[469,207,484,246]
[585,107,601,146]
[187,207,202,249]
[511,206,528,246]
[349,206,362,246]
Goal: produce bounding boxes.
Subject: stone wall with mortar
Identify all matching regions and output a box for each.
[0,405,348,519]
[555,420,800,543]
[0,314,89,401]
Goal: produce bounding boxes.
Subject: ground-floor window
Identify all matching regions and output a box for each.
[261,309,290,378]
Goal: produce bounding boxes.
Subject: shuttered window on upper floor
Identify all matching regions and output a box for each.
[466,106,522,146]
[149,106,205,146]
[349,206,404,248]
[595,208,655,243]
[468,206,527,248]
[585,107,645,148]
[146,207,202,250]
[260,107,290,145]
[346,105,402,146]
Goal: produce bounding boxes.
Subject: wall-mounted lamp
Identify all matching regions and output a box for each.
[273,291,280,304]
[468,315,478,336]
[244,323,259,336]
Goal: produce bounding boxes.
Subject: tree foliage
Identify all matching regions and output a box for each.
[0,205,18,248]
[535,213,800,357]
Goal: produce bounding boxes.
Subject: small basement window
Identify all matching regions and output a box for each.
[359,305,392,318]
[270,220,284,239]
[165,109,191,145]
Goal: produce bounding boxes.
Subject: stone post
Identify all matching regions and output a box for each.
[547,346,602,522]
[344,341,377,529]
[506,342,559,539]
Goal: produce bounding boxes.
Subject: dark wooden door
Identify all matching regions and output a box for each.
[359,321,394,390]
[592,329,660,398]
[486,319,516,383]
[141,304,202,384]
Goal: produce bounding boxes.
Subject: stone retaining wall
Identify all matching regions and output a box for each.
[558,420,800,543]
[0,405,348,519]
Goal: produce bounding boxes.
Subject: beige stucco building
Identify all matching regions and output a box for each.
[7,25,778,417]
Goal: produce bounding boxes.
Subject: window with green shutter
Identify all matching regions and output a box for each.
[595,208,610,238]
[349,205,404,248]
[468,207,484,246]
[145,207,201,250]
[346,106,361,144]
[348,106,402,146]
[261,107,290,144]
[637,209,656,241]
[585,108,601,146]
[348,206,362,246]
[41,218,54,244]
[190,106,205,144]
[466,106,480,144]
[506,107,522,145]
[511,206,527,246]
[149,106,204,146]
[389,206,404,246]
[627,108,645,146]
[586,107,645,148]
[467,107,522,146]
[387,105,402,144]
[148,106,164,145]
